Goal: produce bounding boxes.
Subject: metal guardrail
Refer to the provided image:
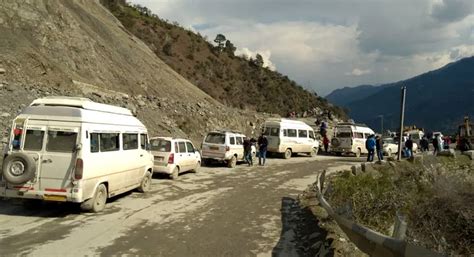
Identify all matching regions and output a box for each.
[315,170,447,257]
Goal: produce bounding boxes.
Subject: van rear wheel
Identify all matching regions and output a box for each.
[284,149,292,159]
[355,148,361,158]
[81,184,107,213]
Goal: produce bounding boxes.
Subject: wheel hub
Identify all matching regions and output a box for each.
[10,161,25,176]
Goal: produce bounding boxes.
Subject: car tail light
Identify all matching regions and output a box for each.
[168,153,174,164]
[74,158,83,180]
[225,146,230,151]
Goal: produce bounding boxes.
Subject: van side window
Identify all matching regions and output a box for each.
[236,137,243,145]
[309,131,315,139]
[90,133,99,153]
[186,142,195,152]
[283,129,288,137]
[178,142,186,153]
[140,134,148,149]
[355,132,364,139]
[363,133,370,139]
[47,131,77,153]
[100,133,119,152]
[230,137,236,145]
[24,130,44,151]
[123,133,138,150]
[175,142,179,153]
[298,130,308,138]
[287,129,297,137]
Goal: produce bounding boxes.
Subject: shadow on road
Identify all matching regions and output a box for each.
[272,197,333,257]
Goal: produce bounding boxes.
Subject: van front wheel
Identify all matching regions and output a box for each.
[81,184,107,213]
[227,156,237,168]
[284,149,292,159]
[355,149,361,158]
[138,172,152,193]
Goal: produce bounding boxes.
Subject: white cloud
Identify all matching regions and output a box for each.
[130,0,474,95]
[235,47,276,70]
[346,68,372,76]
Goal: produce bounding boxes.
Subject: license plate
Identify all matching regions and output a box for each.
[210,146,219,150]
[154,156,164,161]
[43,195,67,202]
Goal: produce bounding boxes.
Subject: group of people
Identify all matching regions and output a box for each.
[243,134,269,166]
[365,135,386,162]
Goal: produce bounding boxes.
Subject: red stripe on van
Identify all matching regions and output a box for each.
[45,188,67,193]
[13,186,34,190]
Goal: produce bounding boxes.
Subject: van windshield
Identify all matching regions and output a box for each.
[150,139,171,152]
[47,131,77,152]
[205,133,225,144]
[336,132,352,138]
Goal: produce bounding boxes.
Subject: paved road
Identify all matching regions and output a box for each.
[0,155,362,256]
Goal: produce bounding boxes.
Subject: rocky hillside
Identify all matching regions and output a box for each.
[0,0,272,145]
[326,57,474,133]
[100,0,346,119]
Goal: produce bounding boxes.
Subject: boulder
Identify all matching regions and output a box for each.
[0,68,5,74]
[437,149,456,158]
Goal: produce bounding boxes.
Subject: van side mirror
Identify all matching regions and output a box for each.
[74,143,82,152]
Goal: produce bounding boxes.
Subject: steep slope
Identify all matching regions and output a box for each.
[0,0,270,144]
[340,57,474,133]
[325,84,386,107]
[100,0,346,119]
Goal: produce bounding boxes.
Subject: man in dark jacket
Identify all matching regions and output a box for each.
[375,135,383,161]
[257,134,268,166]
[365,135,376,162]
[405,136,413,158]
[243,137,253,166]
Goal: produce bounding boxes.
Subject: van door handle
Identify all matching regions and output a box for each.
[42,159,52,163]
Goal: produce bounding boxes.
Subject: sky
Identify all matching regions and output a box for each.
[130,0,474,96]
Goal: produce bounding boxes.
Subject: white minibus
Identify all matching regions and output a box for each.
[264,119,319,159]
[0,97,154,212]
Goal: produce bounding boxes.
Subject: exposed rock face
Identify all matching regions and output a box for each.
[0,0,271,145]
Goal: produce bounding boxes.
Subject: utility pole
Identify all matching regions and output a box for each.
[397,86,407,161]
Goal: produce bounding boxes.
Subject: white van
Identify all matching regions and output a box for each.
[0,97,154,212]
[150,137,201,179]
[331,122,375,157]
[264,119,319,159]
[201,130,255,168]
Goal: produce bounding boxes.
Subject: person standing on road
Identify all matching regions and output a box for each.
[420,136,429,152]
[243,137,253,166]
[433,135,440,155]
[257,134,268,166]
[375,135,383,161]
[365,134,376,162]
[323,136,329,153]
[405,136,414,158]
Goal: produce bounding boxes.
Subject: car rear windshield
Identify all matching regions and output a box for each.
[336,132,352,138]
[150,139,171,152]
[205,133,225,144]
[47,131,77,152]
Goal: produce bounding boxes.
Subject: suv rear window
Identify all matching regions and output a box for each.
[336,132,352,138]
[150,139,171,152]
[205,133,225,144]
[47,131,77,152]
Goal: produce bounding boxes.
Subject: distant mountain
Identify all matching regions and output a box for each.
[326,57,474,133]
[326,84,387,107]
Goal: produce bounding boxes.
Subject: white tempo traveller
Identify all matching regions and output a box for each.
[331,122,375,157]
[0,97,154,212]
[264,119,319,159]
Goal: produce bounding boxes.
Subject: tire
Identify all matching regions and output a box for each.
[335,152,342,156]
[192,161,200,173]
[227,156,237,168]
[355,148,361,158]
[81,184,107,213]
[331,138,340,147]
[284,149,292,159]
[2,153,36,185]
[309,147,318,157]
[138,172,152,193]
[202,158,209,166]
[170,167,179,180]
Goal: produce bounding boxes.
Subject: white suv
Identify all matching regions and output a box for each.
[201,130,255,168]
[150,137,201,180]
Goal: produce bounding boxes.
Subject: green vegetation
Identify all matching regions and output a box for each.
[100,0,346,118]
[327,156,473,256]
